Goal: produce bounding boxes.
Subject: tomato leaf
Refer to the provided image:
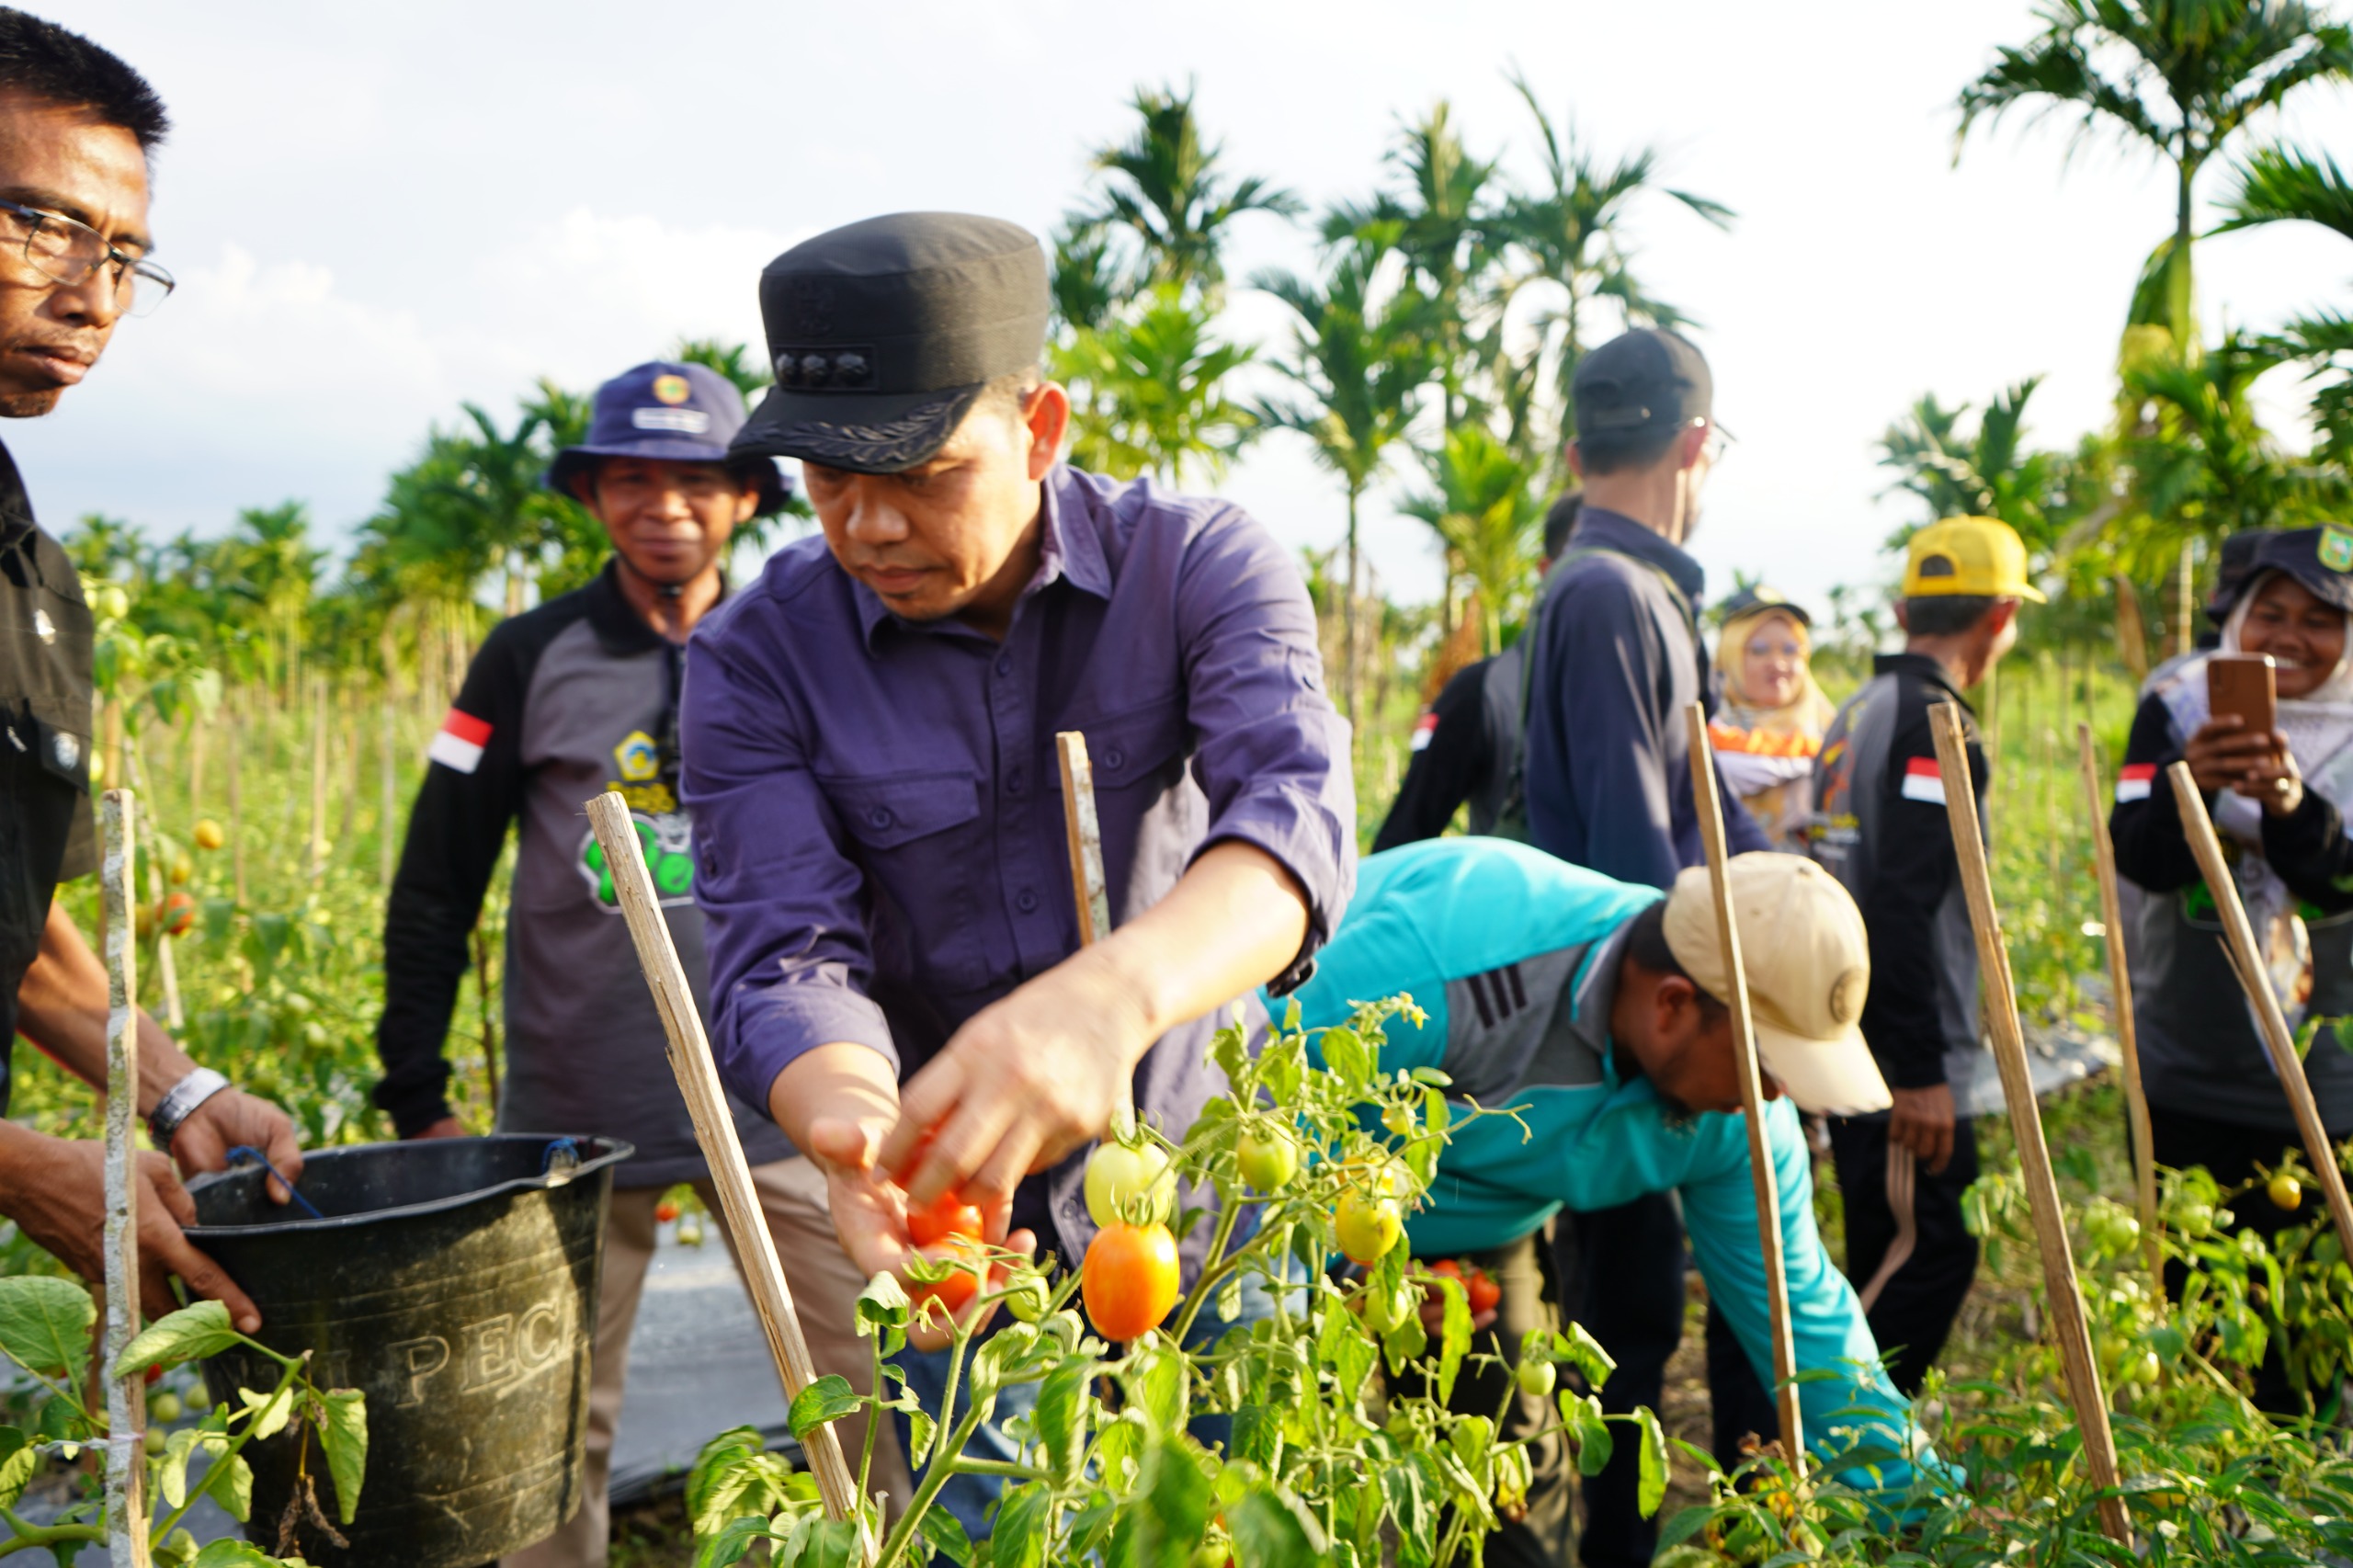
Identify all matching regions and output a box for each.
[1563,1392,1614,1476]
[1553,1320,1618,1389]
[1035,1361,1091,1486]
[1128,1437,1213,1568]
[1635,1406,1668,1517]
[116,1300,239,1382]
[917,1502,975,1568]
[319,1387,368,1524]
[787,1374,862,1443]
[210,1450,255,1522]
[189,1541,281,1567]
[236,1381,293,1441]
[0,1275,96,1382]
[986,1481,1049,1568]
[0,1427,31,1513]
[693,1515,777,1568]
[1436,1277,1472,1404]
[1320,1026,1370,1089]
[1225,1477,1326,1568]
[1315,1291,1377,1403]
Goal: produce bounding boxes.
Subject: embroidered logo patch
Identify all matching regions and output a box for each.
[651,372,691,405]
[1899,756,1947,804]
[31,607,54,644]
[613,730,659,783]
[2324,526,2353,573]
[51,730,77,770]
[2115,762,2156,803]
[427,708,492,774]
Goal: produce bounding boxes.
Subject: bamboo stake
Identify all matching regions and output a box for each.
[99,790,151,1567]
[583,790,869,1538]
[2165,763,2353,1243]
[2077,725,2162,1291]
[225,699,246,908]
[1682,705,1804,1476]
[381,694,398,889]
[1930,703,2131,1545]
[308,676,329,878]
[1056,733,1133,1141]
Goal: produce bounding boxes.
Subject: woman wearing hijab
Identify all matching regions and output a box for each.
[2110,526,2353,1414]
[1709,587,1837,851]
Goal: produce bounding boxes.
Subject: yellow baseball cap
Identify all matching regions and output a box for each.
[1901,516,2046,602]
[1662,854,1892,1117]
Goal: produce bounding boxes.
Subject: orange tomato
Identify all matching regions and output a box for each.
[1081,1221,1181,1341]
[907,1189,985,1247]
[159,892,196,937]
[912,1234,987,1318]
[654,1200,680,1224]
[1468,1268,1502,1315]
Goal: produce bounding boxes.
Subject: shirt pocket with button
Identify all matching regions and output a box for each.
[823,768,989,994]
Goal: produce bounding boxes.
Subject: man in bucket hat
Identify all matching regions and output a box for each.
[374,360,910,1566]
[1289,838,1940,1566]
[683,212,1354,1539]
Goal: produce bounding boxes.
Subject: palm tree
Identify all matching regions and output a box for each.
[673,337,773,401]
[1957,0,2353,354]
[1399,426,1541,657]
[1495,69,1733,472]
[1876,378,2073,554]
[1325,102,1498,431]
[1255,243,1436,725]
[1050,284,1256,484]
[2221,145,2353,463]
[1086,80,1300,299]
[1049,216,1121,334]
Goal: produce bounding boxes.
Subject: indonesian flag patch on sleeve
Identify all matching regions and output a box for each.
[427,708,492,775]
[2115,762,2156,803]
[1409,710,1438,753]
[1899,756,1947,804]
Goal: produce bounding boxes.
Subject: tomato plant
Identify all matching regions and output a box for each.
[0,1281,365,1566]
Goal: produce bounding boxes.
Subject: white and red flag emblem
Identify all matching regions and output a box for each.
[427,708,492,775]
[1899,756,1947,804]
[2115,762,2155,803]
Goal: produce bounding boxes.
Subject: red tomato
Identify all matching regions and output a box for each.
[1081,1221,1181,1341]
[1468,1269,1502,1315]
[160,892,196,937]
[1427,1258,1462,1282]
[907,1189,985,1247]
[654,1200,680,1224]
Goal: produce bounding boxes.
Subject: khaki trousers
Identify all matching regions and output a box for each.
[505,1155,910,1568]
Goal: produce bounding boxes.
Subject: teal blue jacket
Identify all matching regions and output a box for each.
[1286,838,1941,1491]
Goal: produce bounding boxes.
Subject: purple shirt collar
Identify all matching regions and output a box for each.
[849,469,1116,650]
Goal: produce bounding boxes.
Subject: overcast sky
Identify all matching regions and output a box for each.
[16,0,2353,618]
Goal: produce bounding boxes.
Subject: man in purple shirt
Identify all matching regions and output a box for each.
[680,215,1352,1517]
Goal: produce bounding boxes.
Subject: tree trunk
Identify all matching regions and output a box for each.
[1342,489,1360,730]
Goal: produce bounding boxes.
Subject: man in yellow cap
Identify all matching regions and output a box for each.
[1807,516,2042,1394]
[1289,839,1939,1567]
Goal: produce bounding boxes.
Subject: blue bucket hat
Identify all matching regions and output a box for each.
[546,360,790,516]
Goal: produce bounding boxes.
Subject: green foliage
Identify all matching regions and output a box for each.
[687,997,1674,1568]
[0,1282,364,1565]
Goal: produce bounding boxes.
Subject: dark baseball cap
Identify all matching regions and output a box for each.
[2222,527,2353,617]
[1572,328,1712,437]
[546,360,789,516]
[1718,585,1813,628]
[732,212,1051,475]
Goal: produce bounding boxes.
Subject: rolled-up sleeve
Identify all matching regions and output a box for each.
[1173,510,1357,993]
[681,622,898,1116]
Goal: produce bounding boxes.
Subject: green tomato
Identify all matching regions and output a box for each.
[1361,1279,1410,1335]
[1450,1415,1495,1471]
[1236,1126,1298,1192]
[1085,1140,1174,1228]
[96,585,129,620]
[1516,1358,1557,1399]
[1335,1190,1402,1265]
[2269,1173,2303,1211]
[1004,1275,1050,1324]
[1381,1102,1415,1136]
[2178,1201,2215,1239]
[147,1391,184,1425]
[2131,1349,2161,1387]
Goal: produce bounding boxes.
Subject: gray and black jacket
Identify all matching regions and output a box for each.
[2109,690,2353,1132]
[374,562,790,1186]
[1809,653,1988,1096]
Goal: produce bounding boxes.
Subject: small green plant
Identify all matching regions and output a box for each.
[688,997,1674,1568]
[0,1280,366,1566]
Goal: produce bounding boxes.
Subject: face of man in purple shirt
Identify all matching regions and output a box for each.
[799,378,1074,640]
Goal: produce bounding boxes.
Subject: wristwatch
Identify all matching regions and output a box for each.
[149,1067,232,1151]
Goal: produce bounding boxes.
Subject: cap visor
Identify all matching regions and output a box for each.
[1753,1020,1891,1117]
[2016,582,2049,604]
[548,448,791,517]
[732,381,984,475]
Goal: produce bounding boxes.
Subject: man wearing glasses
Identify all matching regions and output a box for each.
[1515,327,1776,1568]
[0,8,303,1335]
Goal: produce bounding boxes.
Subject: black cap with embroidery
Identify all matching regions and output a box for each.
[2220,526,2353,616]
[731,212,1050,475]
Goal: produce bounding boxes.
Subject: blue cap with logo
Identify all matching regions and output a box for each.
[546,360,790,516]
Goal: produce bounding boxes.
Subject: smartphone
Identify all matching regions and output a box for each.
[2208,652,2278,737]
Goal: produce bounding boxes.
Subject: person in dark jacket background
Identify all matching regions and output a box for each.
[2109,526,2353,1414]
[1518,328,1772,1568]
[373,361,907,1566]
[1373,491,1579,849]
[1810,517,2035,1395]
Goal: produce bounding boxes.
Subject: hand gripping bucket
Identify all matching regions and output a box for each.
[188,1134,632,1567]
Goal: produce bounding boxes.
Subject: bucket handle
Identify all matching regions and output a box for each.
[226,1145,327,1220]
[541,1137,583,1187]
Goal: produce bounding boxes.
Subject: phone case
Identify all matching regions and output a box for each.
[2208,653,2278,735]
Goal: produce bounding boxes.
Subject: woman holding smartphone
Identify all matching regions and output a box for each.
[2110,525,2353,1412]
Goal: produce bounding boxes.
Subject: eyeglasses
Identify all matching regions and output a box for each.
[0,200,173,316]
[1688,417,1734,465]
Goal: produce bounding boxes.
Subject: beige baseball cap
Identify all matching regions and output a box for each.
[1662,853,1892,1117]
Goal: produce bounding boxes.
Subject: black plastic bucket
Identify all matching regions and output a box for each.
[188,1134,631,1568]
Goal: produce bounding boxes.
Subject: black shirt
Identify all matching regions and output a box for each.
[1373,652,1508,850]
[0,436,95,1115]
